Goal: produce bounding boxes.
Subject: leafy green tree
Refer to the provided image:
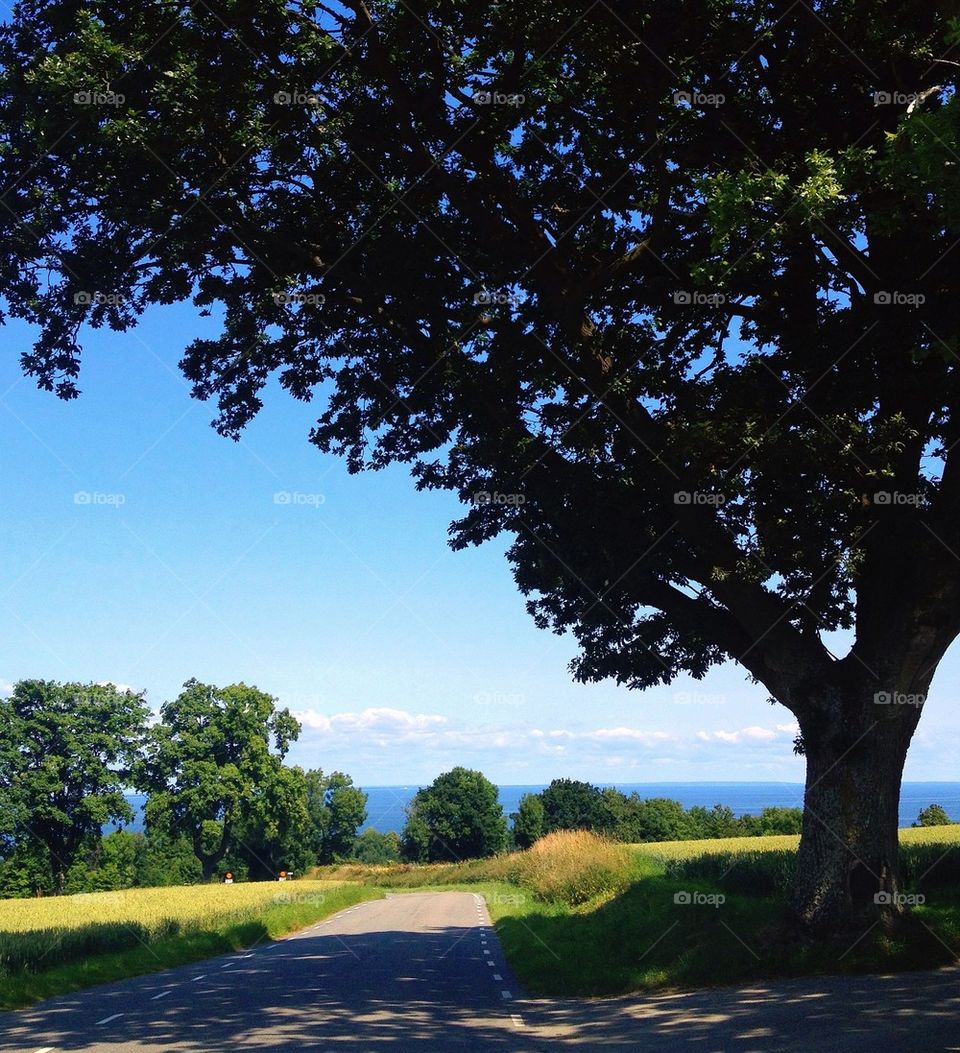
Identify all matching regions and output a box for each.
[305,770,368,864]
[754,807,804,836]
[540,780,606,834]
[399,813,431,864]
[5,1,960,931]
[511,793,545,849]
[353,827,401,865]
[915,804,952,827]
[401,768,507,862]
[65,829,140,893]
[687,804,740,840]
[631,797,695,843]
[139,679,301,879]
[0,839,50,898]
[235,764,313,879]
[0,680,148,885]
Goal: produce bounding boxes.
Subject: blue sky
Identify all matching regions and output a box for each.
[1,302,958,785]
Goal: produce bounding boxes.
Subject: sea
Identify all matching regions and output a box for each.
[363,782,960,834]
[114,782,960,835]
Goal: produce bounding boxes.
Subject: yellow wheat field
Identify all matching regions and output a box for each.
[632,823,960,861]
[0,879,344,936]
[0,880,355,978]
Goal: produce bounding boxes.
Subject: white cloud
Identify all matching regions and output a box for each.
[698,725,780,744]
[0,680,12,697]
[291,708,801,778]
[97,680,139,694]
[295,706,447,736]
[584,727,674,745]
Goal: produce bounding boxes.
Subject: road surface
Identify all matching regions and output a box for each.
[3,890,959,1051]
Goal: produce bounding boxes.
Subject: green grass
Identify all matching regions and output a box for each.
[341,826,960,997]
[0,882,381,1010]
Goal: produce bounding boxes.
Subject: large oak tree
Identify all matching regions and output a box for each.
[2,1,959,931]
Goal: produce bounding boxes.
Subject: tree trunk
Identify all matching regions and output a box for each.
[791,687,922,933]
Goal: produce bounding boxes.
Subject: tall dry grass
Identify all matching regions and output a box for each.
[510,830,632,905]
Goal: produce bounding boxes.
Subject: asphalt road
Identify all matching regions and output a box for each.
[3,890,959,1052]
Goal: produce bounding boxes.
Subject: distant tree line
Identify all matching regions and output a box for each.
[397,770,807,863]
[0,679,371,896]
[509,779,807,850]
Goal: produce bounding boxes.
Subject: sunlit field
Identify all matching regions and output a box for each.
[0,879,378,1007]
[632,822,960,861]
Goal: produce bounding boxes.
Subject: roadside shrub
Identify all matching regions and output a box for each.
[512,830,631,905]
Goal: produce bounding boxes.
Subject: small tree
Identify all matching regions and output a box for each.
[139,679,301,879]
[305,770,368,864]
[687,803,740,840]
[511,793,545,849]
[915,804,952,827]
[401,768,507,862]
[0,680,149,887]
[540,779,606,834]
[353,827,401,865]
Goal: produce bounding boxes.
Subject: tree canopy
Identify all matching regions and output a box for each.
[0,680,149,884]
[138,679,301,879]
[2,0,959,930]
[304,769,369,863]
[401,767,507,862]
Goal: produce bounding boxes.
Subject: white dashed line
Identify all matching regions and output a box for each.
[483,950,491,955]
[220,962,234,969]
[487,961,494,966]
[493,973,502,980]
[150,990,171,1001]
[33,1047,54,1052]
[95,1013,124,1025]
[511,1014,524,1028]
[190,974,206,982]
[501,990,512,1000]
